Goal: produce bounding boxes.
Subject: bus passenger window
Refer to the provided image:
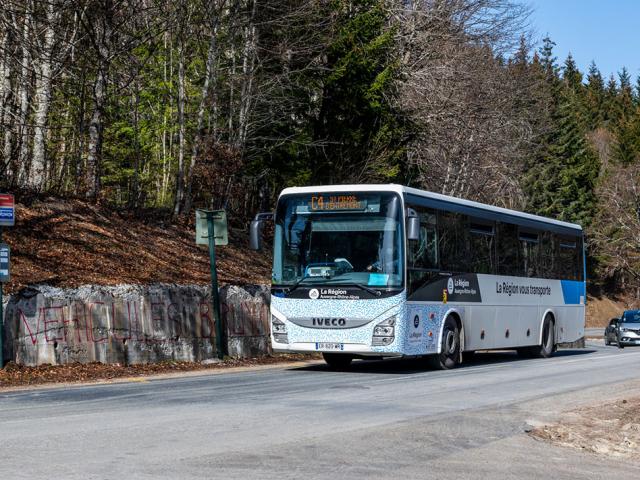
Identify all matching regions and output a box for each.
[497,222,521,276]
[469,221,495,274]
[407,208,438,294]
[519,230,540,278]
[408,212,437,269]
[538,231,555,279]
[439,212,469,273]
[557,237,579,280]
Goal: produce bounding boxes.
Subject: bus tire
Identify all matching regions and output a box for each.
[523,315,555,358]
[322,353,353,370]
[428,316,461,370]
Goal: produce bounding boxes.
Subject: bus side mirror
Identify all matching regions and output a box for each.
[406,208,420,241]
[249,212,273,251]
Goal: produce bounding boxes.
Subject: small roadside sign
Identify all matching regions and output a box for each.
[196,209,228,246]
[195,209,228,360]
[0,243,9,282]
[0,193,15,227]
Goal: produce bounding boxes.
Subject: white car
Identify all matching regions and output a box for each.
[616,310,640,348]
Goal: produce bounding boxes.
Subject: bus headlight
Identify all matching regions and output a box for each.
[272,316,288,344]
[372,315,396,346]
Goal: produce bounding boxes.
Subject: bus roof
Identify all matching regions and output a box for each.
[279,184,583,233]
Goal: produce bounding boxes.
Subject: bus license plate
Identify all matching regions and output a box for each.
[315,342,344,351]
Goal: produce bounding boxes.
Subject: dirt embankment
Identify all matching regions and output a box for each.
[531,397,640,458]
[0,198,271,294]
[586,296,640,327]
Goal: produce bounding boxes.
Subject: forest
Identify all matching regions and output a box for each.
[0,0,639,294]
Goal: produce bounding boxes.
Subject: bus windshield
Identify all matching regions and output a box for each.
[272,192,404,288]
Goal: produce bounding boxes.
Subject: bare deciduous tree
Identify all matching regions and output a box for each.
[392,0,533,208]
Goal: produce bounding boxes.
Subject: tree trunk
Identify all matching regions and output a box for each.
[173,39,186,215]
[30,2,58,190]
[129,83,141,208]
[236,0,257,152]
[183,9,220,214]
[0,28,13,178]
[16,9,31,185]
[86,66,108,200]
[84,0,114,201]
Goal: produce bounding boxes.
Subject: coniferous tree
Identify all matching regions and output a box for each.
[524,40,599,226]
[604,74,619,125]
[562,54,586,127]
[612,68,639,164]
[584,62,605,130]
[562,53,582,91]
[310,0,405,183]
[546,90,600,224]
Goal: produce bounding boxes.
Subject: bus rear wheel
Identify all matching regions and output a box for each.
[519,315,555,358]
[428,316,461,370]
[322,353,353,370]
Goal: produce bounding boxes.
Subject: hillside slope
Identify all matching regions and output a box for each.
[1,198,271,294]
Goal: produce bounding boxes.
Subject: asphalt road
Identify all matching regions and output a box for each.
[2,342,640,480]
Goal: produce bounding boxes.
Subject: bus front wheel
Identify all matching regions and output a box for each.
[322,353,353,370]
[428,316,461,370]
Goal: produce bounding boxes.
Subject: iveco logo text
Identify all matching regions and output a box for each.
[312,318,347,327]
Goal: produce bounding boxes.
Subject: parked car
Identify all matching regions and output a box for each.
[613,310,640,348]
[604,317,620,345]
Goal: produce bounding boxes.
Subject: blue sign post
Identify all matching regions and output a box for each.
[0,193,14,227]
[0,193,13,368]
[0,244,8,283]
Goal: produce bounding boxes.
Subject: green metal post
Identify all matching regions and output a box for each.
[207,213,224,360]
[0,226,4,370]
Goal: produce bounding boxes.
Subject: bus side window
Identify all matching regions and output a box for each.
[519,229,540,278]
[439,211,469,273]
[407,208,438,294]
[538,231,555,279]
[497,222,521,276]
[557,236,579,280]
[469,220,495,274]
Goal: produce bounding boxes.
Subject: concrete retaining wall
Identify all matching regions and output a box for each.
[1,284,271,366]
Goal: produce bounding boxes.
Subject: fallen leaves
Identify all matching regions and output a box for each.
[1,198,272,295]
[0,354,315,389]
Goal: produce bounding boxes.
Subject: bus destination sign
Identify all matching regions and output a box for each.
[310,195,366,211]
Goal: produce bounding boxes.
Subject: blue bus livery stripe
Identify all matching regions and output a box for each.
[560,280,585,305]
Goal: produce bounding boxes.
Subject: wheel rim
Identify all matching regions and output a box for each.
[445,329,458,355]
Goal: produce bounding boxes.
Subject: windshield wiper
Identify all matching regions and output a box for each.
[337,282,382,297]
[282,276,313,294]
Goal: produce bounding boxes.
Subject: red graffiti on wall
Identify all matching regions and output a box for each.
[16,296,266,346]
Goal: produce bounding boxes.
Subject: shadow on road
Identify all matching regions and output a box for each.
[290,348,599,375]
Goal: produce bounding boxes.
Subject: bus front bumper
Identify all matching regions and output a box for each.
[272,342,403,357]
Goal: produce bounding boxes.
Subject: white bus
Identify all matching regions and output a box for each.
[250,184,586,369]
